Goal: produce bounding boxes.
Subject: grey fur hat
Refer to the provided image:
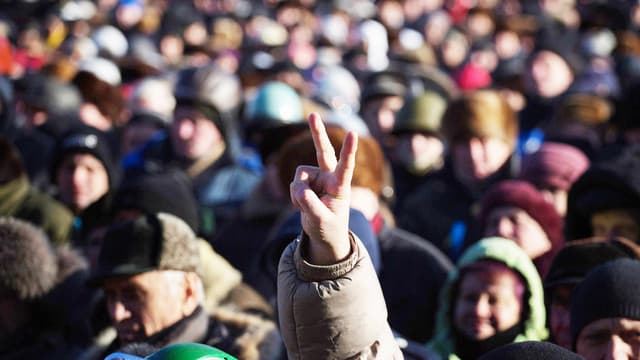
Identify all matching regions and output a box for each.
[0,217,58,300]
[89,212,202,286]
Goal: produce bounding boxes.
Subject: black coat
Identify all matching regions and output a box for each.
[378,225,453,343]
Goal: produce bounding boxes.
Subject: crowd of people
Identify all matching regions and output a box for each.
[1,0,640,359]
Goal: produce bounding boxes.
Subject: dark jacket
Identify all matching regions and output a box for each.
[212,180,290,291]
[1,248,95,360]
[378,225,454,343]
[565,144,640,241]
[123,133,261,235]
[0,175,73,246]
[397,156,518,259]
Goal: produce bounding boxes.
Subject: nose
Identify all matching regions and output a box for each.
[176,119,195,139]
[468,138,487,167]
[496,216,515,239]
[473,295,491,318]
[71,167,86,188]
[108,298,131,323]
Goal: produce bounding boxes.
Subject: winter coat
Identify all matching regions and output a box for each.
[0,175,73,245]
[397,156,518,260]
[1,247,95,360]
[378,225,453,343]
[99,305,282,360]
[566,144,640,241]
[212,180,291,293]
[427,237,549,360]
[277,233,404,359]
[198,239,273,319]
[122,132,261,236]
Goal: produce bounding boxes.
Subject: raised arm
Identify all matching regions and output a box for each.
[289,112,357,265]
[278,113,404,359]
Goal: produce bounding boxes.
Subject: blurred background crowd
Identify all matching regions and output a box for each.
[2,0,640,359]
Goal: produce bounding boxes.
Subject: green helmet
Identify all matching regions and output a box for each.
[104,343,237,360]
[146,343,236,360]
[244,81,304,130]
[393,91,447,136]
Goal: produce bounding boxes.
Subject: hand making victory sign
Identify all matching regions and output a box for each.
[289,113,358,265]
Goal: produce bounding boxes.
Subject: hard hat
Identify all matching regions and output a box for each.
[244,81,304,130]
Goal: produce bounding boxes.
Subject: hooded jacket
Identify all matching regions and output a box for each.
[0,175,73,246]
[427,237,548,360]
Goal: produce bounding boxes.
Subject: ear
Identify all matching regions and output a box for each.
[181,272,202,316]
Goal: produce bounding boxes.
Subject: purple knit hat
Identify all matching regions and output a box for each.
[520,142,590,191]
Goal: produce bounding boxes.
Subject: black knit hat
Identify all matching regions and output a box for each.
[544,237,640,289]
[52,125,119,189]
[113,168,199,232]
[478,341,584,360]
[570,259,640,347]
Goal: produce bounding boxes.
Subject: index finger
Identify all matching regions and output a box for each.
[309,113,338,172]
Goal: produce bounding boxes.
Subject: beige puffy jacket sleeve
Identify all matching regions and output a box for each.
[277,232,403,359]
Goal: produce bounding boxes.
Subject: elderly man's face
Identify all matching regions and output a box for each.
[103,271,193,344]
[591,209,640,243]
[576,317,640,359]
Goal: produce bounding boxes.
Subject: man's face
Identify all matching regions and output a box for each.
[361,95,404,144]
[549,285,574,349]
[526,50,574,99]
[591,209,640,243]
[171,105,223,161]
[103,271,189,344]
[56,153,109,213]
[484,206,552,259]
[576,317,640,359]
[454,268,523,340]
[452,136,511,185]
[393,133,444,175]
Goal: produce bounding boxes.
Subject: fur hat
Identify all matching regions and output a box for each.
[89,212,201,286]
[276,125,385,196]
[544,237,640,289]
[0,217,58,300]
[441,89,518,149]
[570,259,640,347]
[520,142,590,191]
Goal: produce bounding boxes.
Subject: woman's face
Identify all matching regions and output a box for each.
[484,206,552,259]
[454,267,524,340]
